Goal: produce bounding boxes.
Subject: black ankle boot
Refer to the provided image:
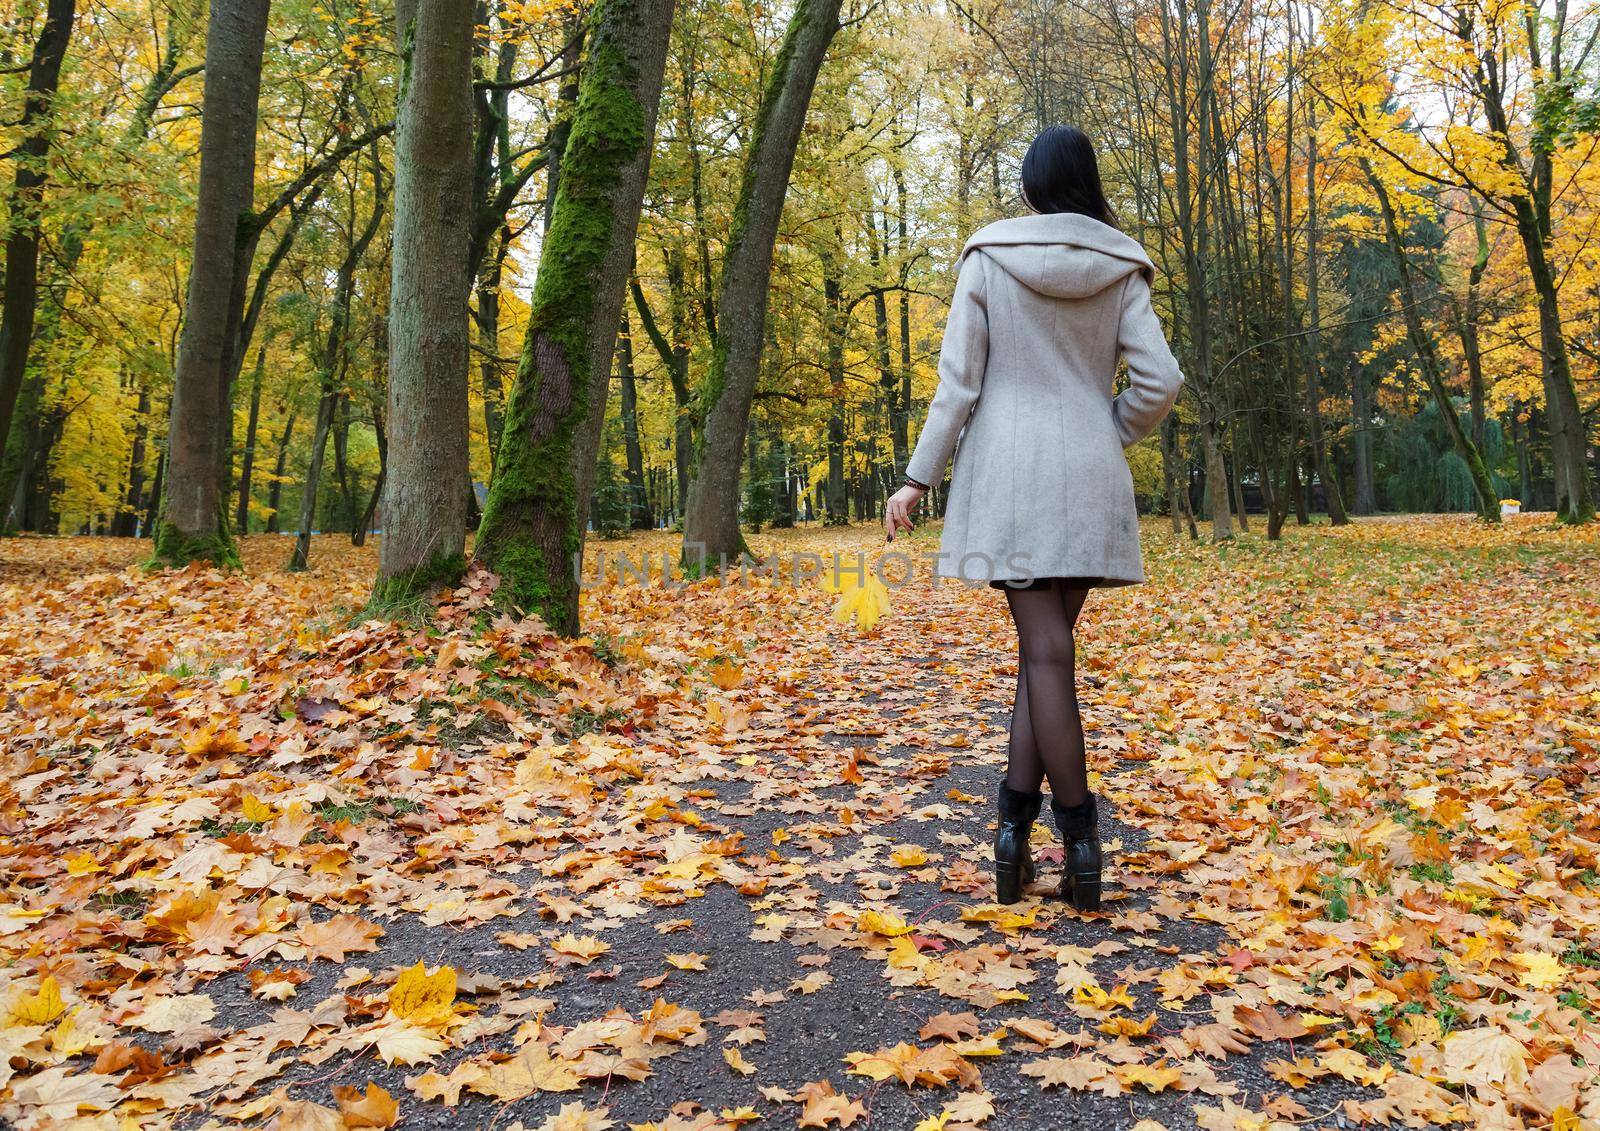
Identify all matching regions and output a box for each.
[994,784,1044,904]
[1052,794,1102,911]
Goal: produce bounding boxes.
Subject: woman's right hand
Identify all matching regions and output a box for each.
[884,484,926,542]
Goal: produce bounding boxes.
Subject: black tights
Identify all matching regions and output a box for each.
[1003,584,1091,805]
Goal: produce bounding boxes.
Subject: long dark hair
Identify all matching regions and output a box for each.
[1020,126,1116,228]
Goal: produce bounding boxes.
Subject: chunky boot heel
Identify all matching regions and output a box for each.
[994,784,1043,905]
[1053,794,1103,912]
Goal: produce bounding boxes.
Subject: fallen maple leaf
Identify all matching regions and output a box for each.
[388,961,457,1029]
[7,974,65,1027]
[332,1081,400,1128]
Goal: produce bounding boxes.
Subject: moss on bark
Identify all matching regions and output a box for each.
[475,0,671,635]
[148,517,242,571]
[367,550,466,611]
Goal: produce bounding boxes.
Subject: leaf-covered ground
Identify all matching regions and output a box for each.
[2,517,1598,1131]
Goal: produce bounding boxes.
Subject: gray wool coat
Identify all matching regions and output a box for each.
[903,213,1184,587]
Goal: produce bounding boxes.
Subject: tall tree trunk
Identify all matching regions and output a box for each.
[290,389,338,571]
[295,160,384,568]
[477,231,510,471]
[631,259,693,521]
[1467,22,1594,522]
[892,163,913,470]
[1302,123,1348,525]
[153,0,270,567]
[869,206,905,475]
[266,405,298,533]
[374,0,476,601]
[474,0,677,632]
[235,345,267,532]
[1350,352,1376,514]
[1513,405,1533,505]
[0,0,76,481]
[617,313,651,529]
[1364,162,1500,522]
[680,0,843,564]
[354,409,387,546]
[112,389,153,537]
[1459,202,1490,455]
[821,250,848,524]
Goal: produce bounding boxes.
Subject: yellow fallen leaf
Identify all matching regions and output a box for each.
[388,962,457,1029]
[8,975,65,1027]
[549,934,612,964]
[857,909,914,937]
[1097,1012,1157,1038]
[64,852,101,876]
[891,845,929,867]
[724,1046,757,1076]
[1074,981,1136,1011]
[241,794,276,823]
[1115,1060,1182,1093]
[1510,951,1564,990]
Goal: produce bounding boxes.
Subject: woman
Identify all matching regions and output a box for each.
[884,126,1183,910]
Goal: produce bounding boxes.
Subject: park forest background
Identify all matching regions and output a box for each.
[2,0,1598,567]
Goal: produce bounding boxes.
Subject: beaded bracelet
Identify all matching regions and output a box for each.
[904,475,930,491]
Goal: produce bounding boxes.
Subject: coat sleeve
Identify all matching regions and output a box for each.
[904,252,990,486]
[1112,272,1184,448]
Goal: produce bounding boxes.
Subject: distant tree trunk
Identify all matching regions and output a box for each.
[1364,162,1499,523]
[1465,21,1593,522]
[354,409,386,546]
[290,389,338,571]
[152,0,269,567]
[265,405,297,533]
[1302,126,1348,525]
[112,389,153,537]
[893,164,914,470]
[144,445,165,534]
[869,209,906,476]
[0,0,76,466]
[332,396,360,531]
[681,0,844,563]
[1458,202,1491,455]
[477,231,510,471]
[474,0,677,633]
[374,0,476,602]
[1512,405,1533,505]
[294,161,384,570]
[630,261,693,521]
[821,251,848,524]
[617,313,651,529]
[235,345,267,533]
[541,9,586,232]
[1350,353,1376,514]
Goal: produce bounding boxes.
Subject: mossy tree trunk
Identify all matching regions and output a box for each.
[473,0,677,634]
[680,0,843,565]
[152,0,270,568]
[374,0,476,604]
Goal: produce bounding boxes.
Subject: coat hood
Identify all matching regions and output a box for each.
[961,213,1155,299]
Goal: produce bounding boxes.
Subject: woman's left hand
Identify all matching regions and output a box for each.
[884,484,926,542]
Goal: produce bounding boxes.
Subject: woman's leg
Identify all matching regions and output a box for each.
[1004,584,1090,806]
[1005,659,1046,793]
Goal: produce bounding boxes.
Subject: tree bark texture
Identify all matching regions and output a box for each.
[680,0,843,564]
[375,0,477,601]
[473,0,676,633]
[152,0,269,567]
